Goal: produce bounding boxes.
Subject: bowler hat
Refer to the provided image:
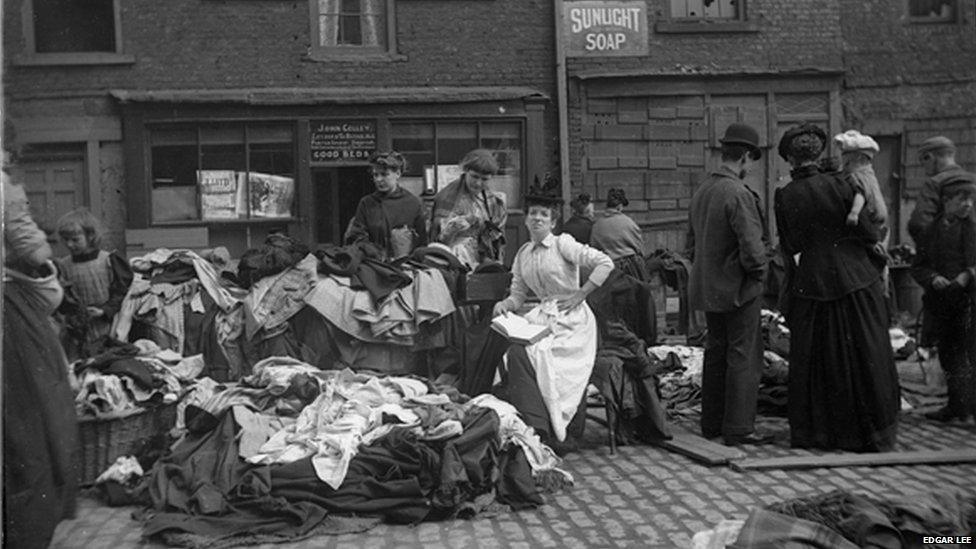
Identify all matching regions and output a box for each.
[720,123,762,160]
[918,136,956,157]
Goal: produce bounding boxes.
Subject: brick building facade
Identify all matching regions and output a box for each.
[4,0,975,258]
[563,0,975,253]
[3,0,559,256]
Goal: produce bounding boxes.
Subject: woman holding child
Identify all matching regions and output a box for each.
[774,123,900,452]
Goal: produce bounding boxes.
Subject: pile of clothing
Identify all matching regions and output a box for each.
[112,249,244,381]
[135,362,571,547]
[74,338,203,418]
[737,489,976,548]
[652,344,704,417]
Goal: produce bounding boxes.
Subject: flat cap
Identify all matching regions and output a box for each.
[918,136,956,156]
[941,172,976,197]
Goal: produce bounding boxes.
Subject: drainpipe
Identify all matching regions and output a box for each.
[554,0,571,214]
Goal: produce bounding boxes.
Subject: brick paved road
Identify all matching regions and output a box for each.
[52,412,976,549]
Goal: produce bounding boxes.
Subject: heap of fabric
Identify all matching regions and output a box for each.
[652,344,705,416]
[114,249,245,380]
[305,251,456,373]
[139,365,565,547]
[73,338,202,418]
[587,269,671,444]
[732,489,976,548]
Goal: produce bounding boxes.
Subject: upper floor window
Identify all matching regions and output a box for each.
[20,0,132,64]
[310,0,394,59]
[670,0,742,21]
[908,0,957,22]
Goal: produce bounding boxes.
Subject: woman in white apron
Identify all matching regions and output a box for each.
[492,180,613,451]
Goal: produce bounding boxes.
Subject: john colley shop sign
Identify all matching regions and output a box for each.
[564,1,647,57]
[310,120,377,162]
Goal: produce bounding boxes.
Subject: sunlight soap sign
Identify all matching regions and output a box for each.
[564,1,647,57]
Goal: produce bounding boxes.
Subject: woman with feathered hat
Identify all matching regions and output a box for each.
[492,176,614,452]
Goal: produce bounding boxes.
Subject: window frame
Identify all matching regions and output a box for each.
[307,0,399,61]
[656,0,758,33]
[390,117,527,208]
[906,0,959,24]
[18,0,134,66]
[147,122,298,225]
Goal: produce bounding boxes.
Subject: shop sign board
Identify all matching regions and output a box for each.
[309,120,377,162]
[564,1,648,57]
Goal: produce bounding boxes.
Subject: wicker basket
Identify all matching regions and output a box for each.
[77,403,176,486]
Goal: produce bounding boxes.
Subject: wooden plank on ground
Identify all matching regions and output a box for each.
[655,429,746,465]
[731,449,976,472]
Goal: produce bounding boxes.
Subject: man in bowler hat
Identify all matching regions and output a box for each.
[686,122,771,446]
[909,135,975,242]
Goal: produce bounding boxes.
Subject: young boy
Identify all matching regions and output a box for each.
[911,175,976,422]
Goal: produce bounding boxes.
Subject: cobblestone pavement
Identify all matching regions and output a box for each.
[51,411,976,549]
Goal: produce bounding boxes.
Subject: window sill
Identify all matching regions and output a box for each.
[303,50,407,63]
[654,21,759,33]
[14,52,136,66]
[152,217,298,227]
[906,17,959,24]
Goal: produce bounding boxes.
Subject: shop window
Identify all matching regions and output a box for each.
[391,120,523,208]
[310,0,394,59]
[21,0,132,64]
[149,123,296,224]
[908,0,956,22]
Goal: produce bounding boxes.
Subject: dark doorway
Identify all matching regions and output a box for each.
[312,166,372,246]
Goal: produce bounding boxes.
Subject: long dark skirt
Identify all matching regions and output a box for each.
[787,280,899,452]
[3,281,79,549]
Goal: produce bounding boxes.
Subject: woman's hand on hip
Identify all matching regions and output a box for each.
[556,291,586,313]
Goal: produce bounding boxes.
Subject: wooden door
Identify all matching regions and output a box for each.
[11,153,87,257]
[708,95,770,210]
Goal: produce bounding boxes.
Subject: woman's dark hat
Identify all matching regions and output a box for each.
[525,174,563,206]
[778,123,827,161]
[719,123,762,160]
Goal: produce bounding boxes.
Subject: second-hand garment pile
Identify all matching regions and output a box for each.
[138,359,572,546]
[654,309,793,417]
[111,239,457,380]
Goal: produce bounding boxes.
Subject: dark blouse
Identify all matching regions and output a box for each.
[774,165,882,301]
[560,214,593,244]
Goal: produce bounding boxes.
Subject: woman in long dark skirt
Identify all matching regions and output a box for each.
[774,124,900,452]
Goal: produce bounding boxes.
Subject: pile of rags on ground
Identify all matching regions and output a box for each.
[78,237,575,547]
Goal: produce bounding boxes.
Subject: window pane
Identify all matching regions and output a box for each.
[318,0,385,48]
[909,0,954,18]
[392,123,435,177]
[671,0,738,19]
[479,122,523,209]
[33,0,115,53]
[436,123,478,167]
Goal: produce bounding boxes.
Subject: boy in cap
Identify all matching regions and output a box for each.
[908,136,974,242]
[911,174,976,422]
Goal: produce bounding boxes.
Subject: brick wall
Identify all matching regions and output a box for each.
[568,0,843,75]
[3,0,556,94]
